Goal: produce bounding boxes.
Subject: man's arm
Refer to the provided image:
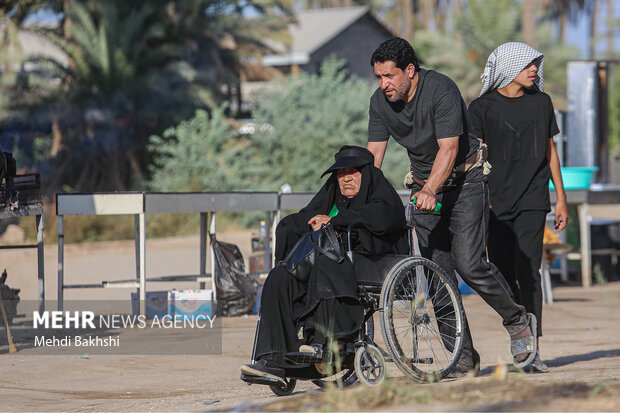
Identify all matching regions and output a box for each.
[367,141,388,168]
[413,137,459,211]
[548,137,569,230]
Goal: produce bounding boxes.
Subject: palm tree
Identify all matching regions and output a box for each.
[543,0,588,45]
[158,0,295,116]
[413,0,579,108]
[6,0,295,191]
[25,1,190,190]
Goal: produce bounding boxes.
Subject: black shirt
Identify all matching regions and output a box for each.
[368,69,479,181]
[468,89,559,220]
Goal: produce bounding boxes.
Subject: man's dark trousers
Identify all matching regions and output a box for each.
[411,170,529,367]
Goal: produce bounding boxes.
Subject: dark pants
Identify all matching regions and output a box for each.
[412,177,529,366]
[488,210,547,337]
[253,266,306,365]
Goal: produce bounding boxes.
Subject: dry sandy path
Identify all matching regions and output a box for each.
[0,235,619,411]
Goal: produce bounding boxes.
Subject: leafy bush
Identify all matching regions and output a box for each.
[247,59,410,192]
[148,107,248,191]
[149,59,411,194]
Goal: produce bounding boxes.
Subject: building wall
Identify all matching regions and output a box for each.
[301,14,392,80]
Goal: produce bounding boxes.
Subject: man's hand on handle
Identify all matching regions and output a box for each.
[412,189,437,211]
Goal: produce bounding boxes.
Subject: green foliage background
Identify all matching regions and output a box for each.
[1,0,614,240]
[149,59,411,194]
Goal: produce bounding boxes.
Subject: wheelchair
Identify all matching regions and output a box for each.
[242,222,466,396]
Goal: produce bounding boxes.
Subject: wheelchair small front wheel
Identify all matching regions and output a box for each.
[354,344,386,386]
[311,317,374,389]
[269,378,296,396]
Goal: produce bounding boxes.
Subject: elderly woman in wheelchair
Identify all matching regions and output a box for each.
[240,146,469,395]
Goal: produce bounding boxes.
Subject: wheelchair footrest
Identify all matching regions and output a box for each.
[284,352,327,364]
[240,373,284,386]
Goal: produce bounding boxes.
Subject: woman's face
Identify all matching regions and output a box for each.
[337,168,362,198]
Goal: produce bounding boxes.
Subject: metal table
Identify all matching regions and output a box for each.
[551,186,620,288]
[56,192,278,315]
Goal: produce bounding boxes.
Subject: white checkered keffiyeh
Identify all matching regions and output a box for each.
[478,42,544,96]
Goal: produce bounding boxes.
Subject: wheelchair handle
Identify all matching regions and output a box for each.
[412,196,442,214]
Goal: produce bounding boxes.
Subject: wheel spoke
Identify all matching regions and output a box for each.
[383,259,464,379]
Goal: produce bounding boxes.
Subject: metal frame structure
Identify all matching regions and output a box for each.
[56,192,278,315]
[55,188,620,314]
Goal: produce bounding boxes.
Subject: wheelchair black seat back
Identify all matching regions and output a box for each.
[243,240,466,396]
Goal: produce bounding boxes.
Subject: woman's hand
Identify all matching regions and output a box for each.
[308,214,331,231]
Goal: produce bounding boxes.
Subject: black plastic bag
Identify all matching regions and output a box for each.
[210,233,258,316]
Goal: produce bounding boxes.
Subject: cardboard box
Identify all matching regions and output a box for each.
[131,291,169,319]
[168,289,214,318]
[131,289,214,319]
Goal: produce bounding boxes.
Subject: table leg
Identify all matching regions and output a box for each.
[578,203,592,288]
[36,214,45,313]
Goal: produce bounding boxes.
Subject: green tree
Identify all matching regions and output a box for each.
[148,59,411,194]
[7,0,295,192]
[148,107,244,192]
[23,1,194,191]
[247,59,409,191]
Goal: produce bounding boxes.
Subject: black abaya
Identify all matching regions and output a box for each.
[254,163,408,367]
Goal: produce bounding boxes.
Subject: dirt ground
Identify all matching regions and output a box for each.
[1,233,620,411]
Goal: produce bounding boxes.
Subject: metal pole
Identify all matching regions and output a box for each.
[134,214,140,307]
[264,211,271,272]
[36,213,45,313]
[57,215,64,312]
[200,212,207,289]
[138,213,146,315]
[579,203,592,288]
[209,212,216,302]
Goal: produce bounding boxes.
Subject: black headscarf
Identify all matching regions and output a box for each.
[275,160,409,260]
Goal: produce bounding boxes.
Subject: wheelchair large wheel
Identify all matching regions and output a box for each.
[312,317,374,389]
[380,257,464,381]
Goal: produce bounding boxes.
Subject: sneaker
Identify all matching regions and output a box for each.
[240,360,285,381]
[526,354,549,373]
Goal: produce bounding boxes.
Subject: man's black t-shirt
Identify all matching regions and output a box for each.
[368,69,479,181]
[468,89,559,220]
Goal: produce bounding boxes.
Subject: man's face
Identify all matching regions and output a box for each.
[337,168,362,198]
[373,61,414,102]
[513,61,538,89]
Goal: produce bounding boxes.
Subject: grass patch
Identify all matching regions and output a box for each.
[252,376,620,412]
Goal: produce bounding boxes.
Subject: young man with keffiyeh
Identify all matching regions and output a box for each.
[366,37,538,376]
[469,42,569,372]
